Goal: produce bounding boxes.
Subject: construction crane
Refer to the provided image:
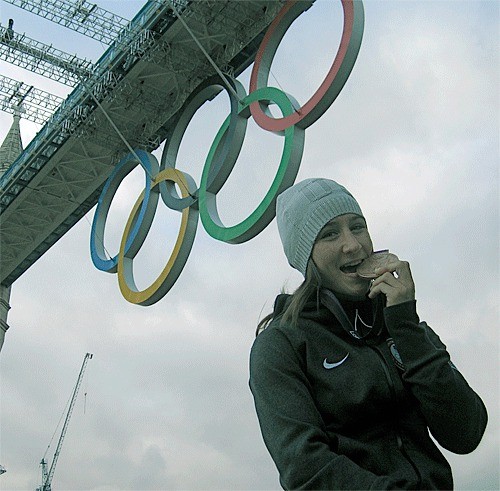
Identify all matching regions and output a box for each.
[37,353,93,491]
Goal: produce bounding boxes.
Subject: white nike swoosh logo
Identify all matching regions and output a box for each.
[323,353,349,369]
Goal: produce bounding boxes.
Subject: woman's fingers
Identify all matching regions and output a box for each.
[369,260,415,307]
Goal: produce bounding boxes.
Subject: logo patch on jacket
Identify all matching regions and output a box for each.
[387,338,405,371]
[323,353,349,369]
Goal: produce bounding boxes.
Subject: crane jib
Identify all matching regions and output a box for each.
[37,353,93,491]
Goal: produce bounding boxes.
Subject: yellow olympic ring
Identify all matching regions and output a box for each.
[117,168,199,306]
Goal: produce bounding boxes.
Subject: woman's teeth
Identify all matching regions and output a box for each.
[340,263,360,274]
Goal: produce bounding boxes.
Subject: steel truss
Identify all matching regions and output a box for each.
[0,74,64,125]
[3,0,129,45]
[0,24,94,85]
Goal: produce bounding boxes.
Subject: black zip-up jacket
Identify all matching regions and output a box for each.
[249,294,487,490]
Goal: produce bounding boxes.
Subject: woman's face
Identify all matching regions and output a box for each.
[311,214,373,301]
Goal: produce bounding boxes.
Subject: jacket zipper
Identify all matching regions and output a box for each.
[320,289,424,487]
[372,345,423,489]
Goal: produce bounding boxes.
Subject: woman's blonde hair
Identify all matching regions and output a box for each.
[256,260,321,335]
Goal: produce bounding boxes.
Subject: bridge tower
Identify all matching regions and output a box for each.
[0,108,23,350]
[0,110,23,175]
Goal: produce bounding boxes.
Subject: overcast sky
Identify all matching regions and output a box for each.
[0,1,498,490]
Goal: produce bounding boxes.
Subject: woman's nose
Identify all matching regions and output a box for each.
[341,231,362,254]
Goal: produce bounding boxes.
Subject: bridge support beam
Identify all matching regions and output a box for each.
[0,284,11,353]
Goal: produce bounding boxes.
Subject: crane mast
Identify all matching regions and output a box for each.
[37,353,93,491]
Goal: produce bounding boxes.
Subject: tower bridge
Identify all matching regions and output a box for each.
[0,0,310,349]
[0,0,293,290]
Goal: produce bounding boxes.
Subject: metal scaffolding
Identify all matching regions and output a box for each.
[2,0,129,45]
[0,24,94,85]
[0,74,64,125]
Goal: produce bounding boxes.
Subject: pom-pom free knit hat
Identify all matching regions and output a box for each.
[276,178,364,276]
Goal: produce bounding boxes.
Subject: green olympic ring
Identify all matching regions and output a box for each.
[90,0,365,305]
[198,87,304,244]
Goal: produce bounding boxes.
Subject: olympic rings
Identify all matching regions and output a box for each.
[90,0,365,305]
[160,75,247,211]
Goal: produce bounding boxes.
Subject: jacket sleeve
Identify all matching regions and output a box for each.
[249,326,411,490]
[384,301,488,454]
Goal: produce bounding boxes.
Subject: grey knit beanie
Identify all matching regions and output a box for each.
[276,178,364,276]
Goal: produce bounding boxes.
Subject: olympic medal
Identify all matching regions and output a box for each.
[356,250,399,278]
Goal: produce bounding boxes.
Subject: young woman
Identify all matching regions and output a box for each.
[249,178,487,490]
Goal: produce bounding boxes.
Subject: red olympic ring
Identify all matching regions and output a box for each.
[249,0,364,132]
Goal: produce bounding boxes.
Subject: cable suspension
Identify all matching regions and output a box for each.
[167,0,243,104]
